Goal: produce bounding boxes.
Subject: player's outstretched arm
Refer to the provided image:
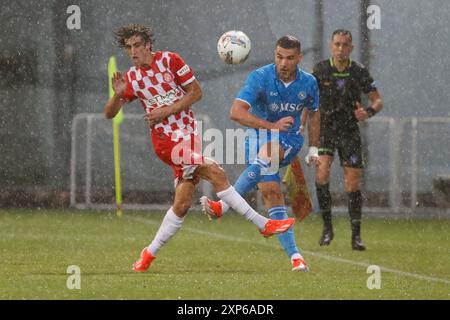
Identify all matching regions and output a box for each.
[104,72,127,119]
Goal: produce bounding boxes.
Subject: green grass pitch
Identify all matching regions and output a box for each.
[0,209,449,299]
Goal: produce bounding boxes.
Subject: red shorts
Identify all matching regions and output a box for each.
[151,132,204,183]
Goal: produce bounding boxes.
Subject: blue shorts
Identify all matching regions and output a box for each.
[244,129,304,183]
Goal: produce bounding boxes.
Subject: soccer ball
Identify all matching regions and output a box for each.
[217,30,251,65]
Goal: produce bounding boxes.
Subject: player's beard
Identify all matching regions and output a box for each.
[277,67,295,82]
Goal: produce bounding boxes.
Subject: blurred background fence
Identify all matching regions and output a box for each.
[1,0,449,214]
[69,114,450,215]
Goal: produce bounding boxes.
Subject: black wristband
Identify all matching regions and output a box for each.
[365,106,377,118]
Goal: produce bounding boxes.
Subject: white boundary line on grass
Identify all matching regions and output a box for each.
[128,215,450,286]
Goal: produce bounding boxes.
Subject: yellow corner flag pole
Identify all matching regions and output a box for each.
[108,56,124,217]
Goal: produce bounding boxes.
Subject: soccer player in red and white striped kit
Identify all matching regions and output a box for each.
[104,24,295,272]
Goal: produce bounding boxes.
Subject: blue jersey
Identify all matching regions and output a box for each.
[236,63,319,136]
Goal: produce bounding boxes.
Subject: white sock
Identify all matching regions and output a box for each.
[147,207,184,256]
[216,186,268,230]
[219,200,230,213]
[290,253,303,261]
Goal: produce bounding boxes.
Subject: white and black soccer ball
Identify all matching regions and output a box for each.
[217,30,251,65]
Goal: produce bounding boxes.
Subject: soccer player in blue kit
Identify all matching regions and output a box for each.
[201,35,321,271]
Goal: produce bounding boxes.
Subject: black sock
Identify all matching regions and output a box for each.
[316,183,332,230]
[348,190,362,237]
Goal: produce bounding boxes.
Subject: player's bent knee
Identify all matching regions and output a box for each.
[211,162,225,175]
[197,157,229,189]
[206,162,226,179]
[211,165,230,189]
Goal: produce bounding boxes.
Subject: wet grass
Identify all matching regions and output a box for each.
[0,209,449,299]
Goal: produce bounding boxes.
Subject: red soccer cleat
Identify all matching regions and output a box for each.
[132,247,156,272]
[260,218,295,238]
[291,257,309,272]
[200,196,223,220]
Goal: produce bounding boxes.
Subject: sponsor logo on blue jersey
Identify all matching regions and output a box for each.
[269,103,304,112]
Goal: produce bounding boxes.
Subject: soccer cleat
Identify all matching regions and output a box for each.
[319,228,334,246]
[291,257,309,272]
[260,218,295,238]
[200,196,222,220]
[351,235,366,251]
[132,247,156,272]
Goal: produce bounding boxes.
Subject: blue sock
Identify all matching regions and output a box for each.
[233,158,269,196]
[268,206,300,259]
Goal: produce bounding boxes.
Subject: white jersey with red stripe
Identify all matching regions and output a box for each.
[122,51,197,142]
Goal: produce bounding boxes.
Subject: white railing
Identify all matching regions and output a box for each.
[409,117,450,214]
[70,113,450,215]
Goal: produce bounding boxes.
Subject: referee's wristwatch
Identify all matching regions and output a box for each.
[365,106,377,118]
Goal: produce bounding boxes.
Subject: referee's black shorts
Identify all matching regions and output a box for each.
[318,125,365,169]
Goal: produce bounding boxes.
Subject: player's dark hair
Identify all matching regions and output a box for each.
[332,29,353,41]
[276,35,301,53]
[114,24,155,48]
